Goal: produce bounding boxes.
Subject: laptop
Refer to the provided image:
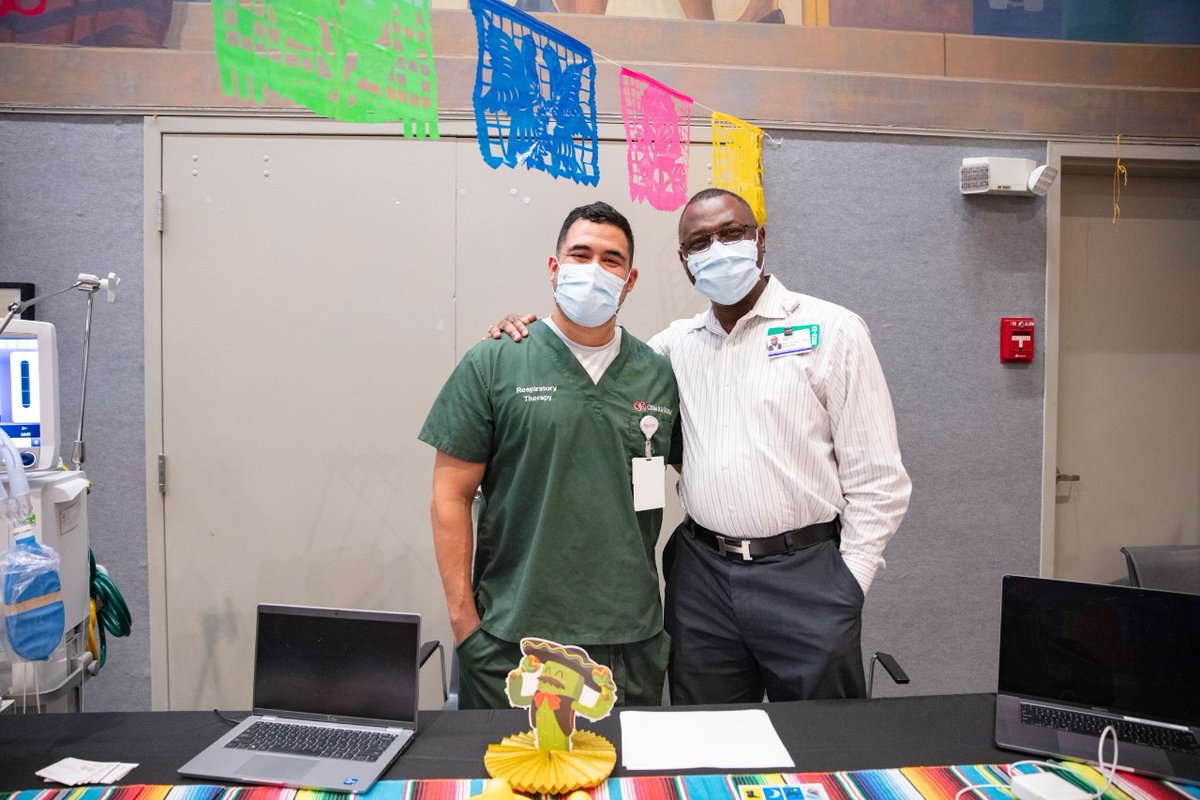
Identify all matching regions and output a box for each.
[179,604,421,792]
[995,575,1200,785]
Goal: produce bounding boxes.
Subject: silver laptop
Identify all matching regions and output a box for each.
[179,604,421,792]
[995,575,1200,785]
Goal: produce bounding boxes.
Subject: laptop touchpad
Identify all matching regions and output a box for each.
[240,754,318,781]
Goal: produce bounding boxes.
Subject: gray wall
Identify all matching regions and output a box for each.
[764,132,1046,694]
[0,114,150,710]
[1,116,1045,709]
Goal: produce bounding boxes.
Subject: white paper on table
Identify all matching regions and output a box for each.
[37,758,111,786]
[93,762,138,784]
[620,709,795,770]
[37,758,138,786]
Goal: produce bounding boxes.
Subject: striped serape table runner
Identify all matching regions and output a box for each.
[2,765,1198,800]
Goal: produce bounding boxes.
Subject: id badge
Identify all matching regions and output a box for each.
[632,456,666,511]
[766,324,820,358]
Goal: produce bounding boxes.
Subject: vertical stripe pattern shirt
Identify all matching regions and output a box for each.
[648,276,911,593]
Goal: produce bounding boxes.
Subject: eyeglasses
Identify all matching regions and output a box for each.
[680,223,759,257]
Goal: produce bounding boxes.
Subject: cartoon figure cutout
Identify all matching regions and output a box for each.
[506,638,616,751]
[484,637,618,791]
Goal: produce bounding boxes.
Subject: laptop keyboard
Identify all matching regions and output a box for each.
[1020,704,1200,755]
[227,720,397,762]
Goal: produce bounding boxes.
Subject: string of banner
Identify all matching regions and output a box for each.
[210,0,768,222]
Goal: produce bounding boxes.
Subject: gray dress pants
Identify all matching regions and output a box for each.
[663,518,867,704]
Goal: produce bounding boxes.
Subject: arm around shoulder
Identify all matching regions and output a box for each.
[646,318,687,359]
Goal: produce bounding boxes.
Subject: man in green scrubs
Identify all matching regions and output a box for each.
[419,202,681,709]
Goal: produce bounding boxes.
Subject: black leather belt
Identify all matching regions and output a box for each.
[687,517,840,562]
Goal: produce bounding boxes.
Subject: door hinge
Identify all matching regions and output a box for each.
[156,191,164,233]
[158,453,167,495]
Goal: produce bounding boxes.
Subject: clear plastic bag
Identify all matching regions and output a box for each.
[2,534,66,662]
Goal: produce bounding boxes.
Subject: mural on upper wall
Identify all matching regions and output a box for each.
[511,0,804,24]
[973,0,1200,45]
[482,0,1200,43]
[0,0,45,18]
[2,0,1195,45]
[0,0,818,45]
[0,0,172,45]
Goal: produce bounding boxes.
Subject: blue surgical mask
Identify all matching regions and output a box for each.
[554,261,628,327]
[686,236,761,305]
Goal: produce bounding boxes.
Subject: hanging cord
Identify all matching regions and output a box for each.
[594,50,719,116]
[1112,134,1128,224]
[594,46,781,144]
[86,597,100,663]
[89,548,131,668]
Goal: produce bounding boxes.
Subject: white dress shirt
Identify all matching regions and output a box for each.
[648,276,911,593]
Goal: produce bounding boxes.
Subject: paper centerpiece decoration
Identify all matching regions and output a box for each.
[212,0,439,133]
[619,68,693,212]
[469,0,600,186]
[484,638,617,794]
[712,111,766,223]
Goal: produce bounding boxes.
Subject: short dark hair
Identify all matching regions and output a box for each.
[679,189,756,235]
[556,201,635,264]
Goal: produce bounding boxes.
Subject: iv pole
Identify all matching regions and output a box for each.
[0,272,120,470]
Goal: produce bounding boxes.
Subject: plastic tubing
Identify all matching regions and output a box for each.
[0,430,32,531]
[0,431,29,498]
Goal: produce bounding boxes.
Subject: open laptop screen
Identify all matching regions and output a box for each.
[253,605,420,726]
[998,576,1200,728]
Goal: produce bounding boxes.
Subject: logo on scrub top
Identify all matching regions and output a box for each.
[632,400,673,416]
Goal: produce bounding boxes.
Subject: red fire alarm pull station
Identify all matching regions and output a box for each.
[1001,317,1035,363]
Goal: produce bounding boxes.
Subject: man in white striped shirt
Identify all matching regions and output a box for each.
[650,188,910,703]
[490,188,910,704]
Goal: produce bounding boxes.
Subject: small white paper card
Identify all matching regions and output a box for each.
[36,757,139,786]
[620,709,795,770]
[37,758,110,786]
[93,762,138,784]
[632,456,666,511]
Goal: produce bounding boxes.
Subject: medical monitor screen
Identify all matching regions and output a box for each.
[0,321,58,471]
[1,335,42,451]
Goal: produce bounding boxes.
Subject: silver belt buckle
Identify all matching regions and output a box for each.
[716,535,753,561]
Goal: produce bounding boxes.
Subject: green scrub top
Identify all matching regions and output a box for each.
[419,321,682,645]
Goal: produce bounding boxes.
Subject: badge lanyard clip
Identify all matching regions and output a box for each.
[639,415,658,459]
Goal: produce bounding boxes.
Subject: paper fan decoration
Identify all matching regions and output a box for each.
[485,730,616,794]
[485,638,619,792]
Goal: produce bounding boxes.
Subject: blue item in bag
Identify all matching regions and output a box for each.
[3,534,66,661]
